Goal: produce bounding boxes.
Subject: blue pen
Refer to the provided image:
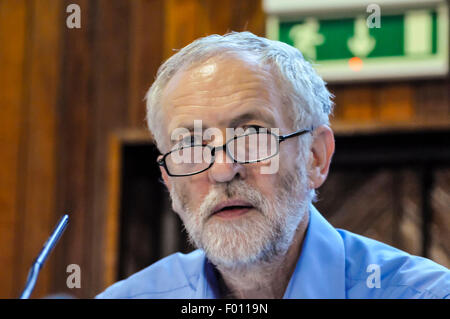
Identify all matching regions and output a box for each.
[20,214,69,299]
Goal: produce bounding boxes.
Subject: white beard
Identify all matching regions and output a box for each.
[170,165,310,269]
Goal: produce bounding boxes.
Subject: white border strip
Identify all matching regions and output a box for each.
[316,58,448,82]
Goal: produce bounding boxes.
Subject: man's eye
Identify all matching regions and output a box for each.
[244,125,266,133]
[179,135,202,146]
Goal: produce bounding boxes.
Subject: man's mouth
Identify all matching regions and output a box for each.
[212,199,254,219]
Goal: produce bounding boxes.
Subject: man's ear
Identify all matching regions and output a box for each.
[308,125,335,189]
[159,166,171,190]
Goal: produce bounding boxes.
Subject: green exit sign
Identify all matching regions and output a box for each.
[264,0,449,82]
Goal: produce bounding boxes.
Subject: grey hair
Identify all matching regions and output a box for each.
[145,31,334,151]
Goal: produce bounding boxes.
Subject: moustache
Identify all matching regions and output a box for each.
[199,180,266,221]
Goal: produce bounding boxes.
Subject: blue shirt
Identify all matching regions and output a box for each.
[96,205,450,299]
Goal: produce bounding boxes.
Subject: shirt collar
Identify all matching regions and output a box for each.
[193,204,346,298]
[282,204,346,298]
[193,258,221,298]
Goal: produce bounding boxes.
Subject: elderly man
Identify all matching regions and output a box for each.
[97,32,449,299]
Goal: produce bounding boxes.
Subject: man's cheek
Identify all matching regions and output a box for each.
[170,184,188,213]
[260,155,279,174]
[251,174,275,200]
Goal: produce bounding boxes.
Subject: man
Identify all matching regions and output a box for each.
[96,32,449,299]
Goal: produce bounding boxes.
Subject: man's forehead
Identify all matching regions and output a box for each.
[170,108,278,133]
[162,53,274,103]
[159,52,290,142]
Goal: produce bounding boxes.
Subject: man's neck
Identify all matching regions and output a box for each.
[215,211,309,299]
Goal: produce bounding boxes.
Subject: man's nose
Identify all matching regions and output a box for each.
[208,148,246,183]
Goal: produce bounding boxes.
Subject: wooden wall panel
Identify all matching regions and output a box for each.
[13,0,63,298]
[415,79,450,122]
[0,0,62,298]
[53,0,94,299]
[318,170,422,259]
[0,0,27,298]
[334,85,376,122]
[330,79,450,133]
[102,0,166,287]
[88,0,132,297]
[128,0,165,129]
[164,0,264,59]
[206,0,265,35]
[164,0,209,59]
[430,169,450,268]
[227,0,265,35]
[378,84,414,122]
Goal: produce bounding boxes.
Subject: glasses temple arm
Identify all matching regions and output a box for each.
[279,127,314,142]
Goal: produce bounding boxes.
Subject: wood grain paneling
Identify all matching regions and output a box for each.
[206,0,265,35]
[335,86,376,122]
[378,84,414,122]
[227,0,265,35]
[128,0,164,129]
[430,169,450,268]
[164,0,209,59]
[0,0,27,298]
[164,0,264,59]
[331,80,450,133]
[13,0,63,298]
[0,0,62,298]
[88,0,132,297]
[53,0,94,299]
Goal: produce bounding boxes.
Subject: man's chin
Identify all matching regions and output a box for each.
[203,248,263,269]
[203,244,281,270]
[198,218,276,268]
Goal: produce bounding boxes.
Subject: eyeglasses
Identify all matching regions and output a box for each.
[157,128,313,177]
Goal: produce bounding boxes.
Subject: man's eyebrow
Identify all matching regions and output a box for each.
[169,110,276,141]
[168,125,204,147]
[227,110,276,128]
[173,125,204,134]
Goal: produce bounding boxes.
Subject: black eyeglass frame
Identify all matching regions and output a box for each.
[157,127,314,177]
